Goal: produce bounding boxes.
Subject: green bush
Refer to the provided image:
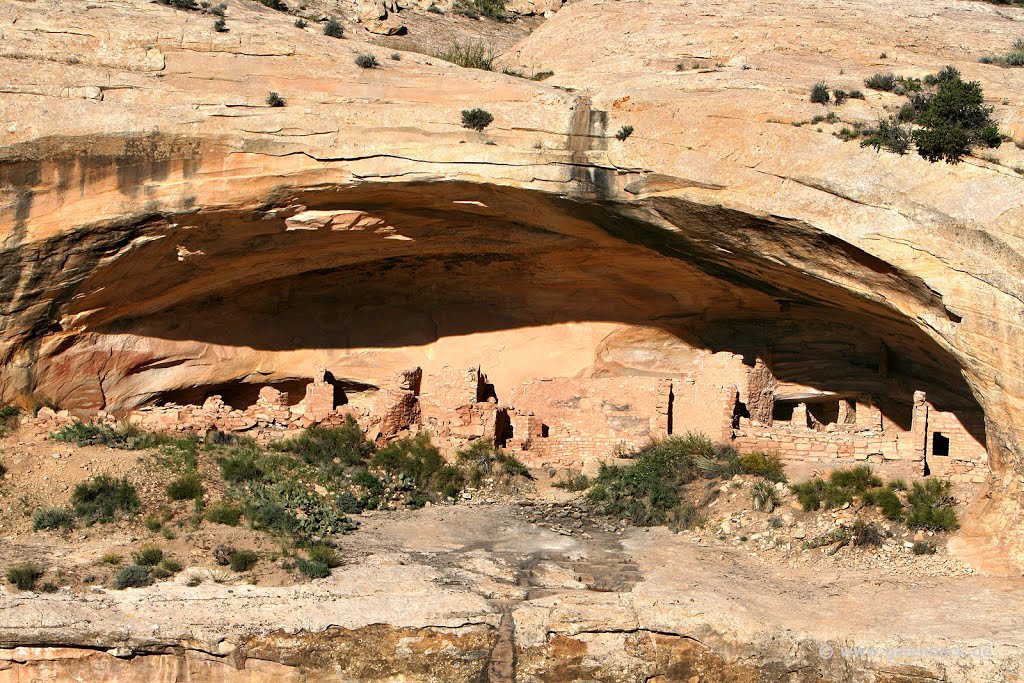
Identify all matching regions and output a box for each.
[864,72,896,91]
[863,485,903,521]
[810,81,830,103]
[615,125,634,141]
[323,18,344,38]
[912,540,937,555]
[905,479,959,530]
[307,545,342,568]
[552,473,591,491]
[435,41,494,70]
[461,108,494,131]
[737,451,787,482]
[832,89,848,105]
[0,404,19,437]
[294,18,307,28]
[256,0,288,9]
[585,433,714,527]
[244,481,356,539]
[861,116,912,155]
[373,433,465,500]
[205,501,242,526]
[213,17,228,32]
[54,422,186,450]
[101,552,122,565]
[167,473,203,501]
[296,558,330,579]
[829,466,882,492]
[71,475,141,524]
[266,91,285,107]
[159,558,183,574]
[6,562,43,591]
[32,506,75,531]
[912,75,1001,163]
[114,565,151,589]
[132,545,164,566]
[355,54,379,69]
[229,550,258,572]
[272,416,374,470]
[751,480,779,512]
[218,445,266,483]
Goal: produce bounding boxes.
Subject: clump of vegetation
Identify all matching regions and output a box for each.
[271,417,373,472]
[6,562,44,591]
[737,451,787,482]
[294,18,307,28]
[114,565,152,589]
[435,41,494,70]
[54,422,187,450]
[307,545,343,568]
[218,442,266,483]
[790,466,880,511]
[912,74,1001,163]
[229,550,259,572]
[391,52,401,61]
[552,472,591,491]
[213,17,228,32]
[905,479,959,530]
[864,72,897,91]
[373,433,466,503]
[32,506,75,531]
[457,440,532,489]
[461,108,494,131]
[532,70,554,81]
[851,519,884,546]
[101,552,123,565]
[615,125,634,141]
[751,480,780,512]
[266,92,286,107]
[167,473,203,501]
[0,404,20,437]
[912,540,937,555]
[832,89,849,105]
[860,116,912,155]
[255,0,288,9]
[71,474,141,524]
[862,483,904,520]
[356,54,380,69]
[296,558,330,579]
[157,0,201,9]
[153,558,183,579]
[323,18,344,38]
[810,81,830,104]
[205,501,242,526]
[132,545,164,566]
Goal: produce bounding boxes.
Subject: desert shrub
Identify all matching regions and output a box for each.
[255,0,288,9]
[391,52,401,61]
[836,126,860,141]
[912,540,937,555]
[0,461,6,477]
[832,89,848,105]
[6,563,43,590]
[860,116,912,154]
[829,466,882,492]
[864,72,897,91]
[54,422,189,451]
[159,558,183,574]
[810,81,830,103]
[737,451,787,482]
[218,447,265,483]
[101,552,123,565]
[229,550,258,572]
[355,54,380,69]
[214,17,228,32]
[266,91,286,107]
[245,480,356,540]
[852,520,884,546]
[614,125,634,141]
[296,558,330,579]
[209,3,227,15]
[32,506,75,531]
[272,416,374,470]
[428,2,444,11]
[373,434,465,500]
[532,70,554,80]
[294,18,307,28]
[435,41,494,70]
[144,514,162,532]
[863,485,903,521]
[167,473,203,501]
[352,468,384,495]
[71,474,140,524]
[923,65,960,85]
[585,433,714,528]
[205,501,242,526]
[751,480,779,512]
[848,89,865,99]
[552,473,591,491]
[888,478,907,491]
[905,479,959,530]
[132,545,164,566]
[158,0,200,9]
[0,404,19,437]
[457,440,533,487]
[307,545,343,568]
[461,108,494,131]
[323,18,344,38]
[912,76,1001,163]
[114,565,151,589]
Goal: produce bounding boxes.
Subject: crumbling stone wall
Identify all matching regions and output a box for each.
[504,377,673,468]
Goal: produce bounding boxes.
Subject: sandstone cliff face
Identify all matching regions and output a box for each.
[2,0,1024,553]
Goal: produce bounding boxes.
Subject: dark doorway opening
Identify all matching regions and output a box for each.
[932,432,950,456]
